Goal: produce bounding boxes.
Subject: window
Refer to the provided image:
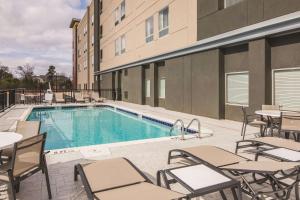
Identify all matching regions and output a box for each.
[273,68,300,111]
[120,1,126,20]
[145,16,154,43]
[84,43,87,53]
[100,49,103,62]
[100,0,103,13]
[124,69,128,76]
[226,72,249,105]
[159,78,166,99]
[145,80,151,98]
[99,25,103,38]
[159,7,169,37]
[91,55,94,66]
[115,7,120,25]
[115,38,121,56]
[91,35,94,46]
[91,15,94,25]
[121,35,126,53]
[224,0,244,8]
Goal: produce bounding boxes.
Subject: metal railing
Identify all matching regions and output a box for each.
[186,118,201,138]
[13,88,122,104]
[169,119,185,140]
[0,90,15,112]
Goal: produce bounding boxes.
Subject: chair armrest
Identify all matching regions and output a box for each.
[43,150,50,155]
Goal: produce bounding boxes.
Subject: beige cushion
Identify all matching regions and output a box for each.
[182,145,248,167]
[222,161,300,173]
[94,182,184,200]
[83,158,146,193]
[252,137,300,151]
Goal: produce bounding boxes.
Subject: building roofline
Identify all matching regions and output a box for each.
[69,18,80,28]
[95,11,300,75]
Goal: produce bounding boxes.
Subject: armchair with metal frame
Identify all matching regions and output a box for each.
[241,107,267,140]
[0,133,52,200]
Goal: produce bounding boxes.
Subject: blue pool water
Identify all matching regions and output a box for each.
[27,106,177,150]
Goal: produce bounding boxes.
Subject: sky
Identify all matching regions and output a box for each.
[0,0,91,77]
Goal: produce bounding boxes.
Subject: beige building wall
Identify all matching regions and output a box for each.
[89,1,95,90]
[77,11,89,89]
[99,0,198,71]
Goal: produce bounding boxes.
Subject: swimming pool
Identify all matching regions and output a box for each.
[27,106,180,150]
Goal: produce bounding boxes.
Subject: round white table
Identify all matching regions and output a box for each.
[0,132,23,150]
[255,110,281,118]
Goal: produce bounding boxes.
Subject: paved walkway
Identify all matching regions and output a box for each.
[0,103,297,200]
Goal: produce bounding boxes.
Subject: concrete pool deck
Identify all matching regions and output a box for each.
[0,102,298,199]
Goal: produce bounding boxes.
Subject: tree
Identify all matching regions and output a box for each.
[0,65,13,79]
[0,64,19,89]
[16,64,36,89]
[46,65,56,88]
[16,64,34,80]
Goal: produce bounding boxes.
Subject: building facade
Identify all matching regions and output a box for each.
[71,0,300,121]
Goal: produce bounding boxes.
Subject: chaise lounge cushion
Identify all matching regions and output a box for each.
[82,158,146,193]
[94,182,184,200]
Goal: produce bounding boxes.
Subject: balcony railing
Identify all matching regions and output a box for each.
[0,90,16,112]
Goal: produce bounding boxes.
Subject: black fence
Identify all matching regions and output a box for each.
[13,88,122,104]
[0,90,16,112]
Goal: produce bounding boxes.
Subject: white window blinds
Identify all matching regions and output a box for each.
[226,72,249,105]
[273,69,300,111]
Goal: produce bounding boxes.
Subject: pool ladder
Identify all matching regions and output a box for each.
[169,118,201,140]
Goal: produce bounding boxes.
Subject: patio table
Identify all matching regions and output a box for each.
[157,164,242,200]
[0,132,23,150]
[255,110,281,136]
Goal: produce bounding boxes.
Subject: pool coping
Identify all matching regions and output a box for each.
[18,103,213,155]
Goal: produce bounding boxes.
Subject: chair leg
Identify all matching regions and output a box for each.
[43,156,52,199]
[8,170,16,200]
[220,190,228,200]
[241,122,245,136]
[242,124,247,140]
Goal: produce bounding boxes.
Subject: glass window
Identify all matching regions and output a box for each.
[121,35,126,53]
[91,55,94,66]
[100,25,103,38]
[115,38,120,56]
[146,80,151,98]
[115,7,120,25]
[226,72,249,105]
[273,69,300,111]
[145,16,154,43]
[91,35,94,46]
[100,49,103,62]
[120,1,126,19]
[159,7,169,37]
[91,15,94,25]
[159,78,166,99]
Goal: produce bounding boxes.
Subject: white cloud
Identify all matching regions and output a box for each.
[0,0,87,76]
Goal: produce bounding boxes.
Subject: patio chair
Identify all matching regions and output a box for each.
[0,121,41,162]
[55,92,65,103]
[279,112,300,141]
[91,92,106,103]
[241,107,267,140]
[0,133,52,200]
[235,136,300,154]
[168,145,300,199]
[74,157,185,200]
[74,92,85,103]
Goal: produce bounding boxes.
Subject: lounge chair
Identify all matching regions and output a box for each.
[55,92,65,103]
[74,92,85,103]
[0,121,41,162]
[0,133,52,200]
[74,157,185,200]
[91,92,105,103]
[168,145,300,199]
[235,136,300,153]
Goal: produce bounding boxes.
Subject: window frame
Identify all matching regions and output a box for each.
[225,71,249,106]
[115,7,120,26]
[120,0,126,20]
[159,78,166,99]
[158,7,169,38]
[272,67,300,110]
[145,79,151,98]
[145,16,154,43]
[121,34,126,54]
[115,37,121,56]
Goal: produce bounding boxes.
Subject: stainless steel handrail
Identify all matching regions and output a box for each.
[186,118,201,138]
[169,119,185,140]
